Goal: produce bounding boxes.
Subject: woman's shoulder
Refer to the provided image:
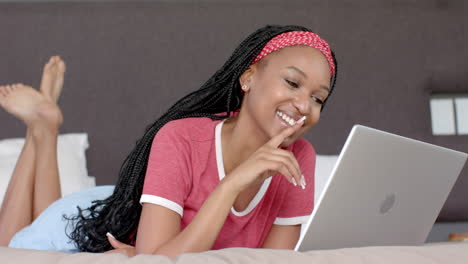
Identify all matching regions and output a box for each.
[157,117,222,141]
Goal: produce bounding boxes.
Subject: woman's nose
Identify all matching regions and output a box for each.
[293,91,311,115]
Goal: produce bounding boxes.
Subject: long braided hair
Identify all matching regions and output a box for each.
[66,24,338,252]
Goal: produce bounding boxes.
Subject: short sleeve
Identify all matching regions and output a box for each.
[273,139,315,226]
[139,121,192,217]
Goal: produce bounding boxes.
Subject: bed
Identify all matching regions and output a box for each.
[1,242,468,264]
[1,0,468,263]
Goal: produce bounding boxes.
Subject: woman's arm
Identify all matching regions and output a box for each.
[135,178,239,258]
[134,203,182,254]
[261,224,301,249]
[134,122,304,258]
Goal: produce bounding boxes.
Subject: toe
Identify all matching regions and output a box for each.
[17,83,28,89]
[4,85,13,94]
[48,57,55,66]
[44,59,53,70]
[57,60,66,72]
[3,86,11,96]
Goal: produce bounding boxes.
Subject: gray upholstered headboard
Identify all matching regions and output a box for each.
[0,1,466,221]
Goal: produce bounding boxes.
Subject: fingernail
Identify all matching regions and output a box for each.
[291,178,298,186]
[297,116,306,123]
[106,232,115,239]
[301,175,306,189]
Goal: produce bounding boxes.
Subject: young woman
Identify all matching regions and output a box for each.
[0,25,337,258]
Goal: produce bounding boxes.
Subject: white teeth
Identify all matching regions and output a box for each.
[276,111,301,126]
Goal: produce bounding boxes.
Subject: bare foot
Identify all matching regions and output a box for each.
[0,84,63,128]
[40,56,66,102]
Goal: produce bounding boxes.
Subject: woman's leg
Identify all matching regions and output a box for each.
[0,129,36,246]
[0,84,63,246]
[31,117,62,219]
[33,56,65,218]
[0,57,65,246]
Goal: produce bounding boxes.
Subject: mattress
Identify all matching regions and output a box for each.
[1,242,467,264]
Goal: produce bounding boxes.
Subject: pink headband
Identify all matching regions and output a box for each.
[252,31,335,76]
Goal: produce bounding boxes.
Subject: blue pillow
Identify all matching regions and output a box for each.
[8,185,115,253]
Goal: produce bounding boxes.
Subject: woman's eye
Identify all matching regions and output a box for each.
[285,79,299,88]
[284,79,325,105]
[311,96,324,105]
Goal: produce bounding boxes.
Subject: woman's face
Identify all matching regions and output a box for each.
[241,45,331,147]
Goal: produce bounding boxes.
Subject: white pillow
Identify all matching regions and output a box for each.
[0,133,96,204]
[315,155,339,204]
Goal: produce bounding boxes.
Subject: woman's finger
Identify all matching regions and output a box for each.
[260,158,297,186]
[266,117,305,148]
[268,148,302,181]
[106,232,130,249]
[262,153,301,187]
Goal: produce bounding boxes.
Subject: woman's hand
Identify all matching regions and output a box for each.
[225,118,306,193]
[104,232,136,257]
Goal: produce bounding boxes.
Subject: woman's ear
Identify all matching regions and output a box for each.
[239,65,257,90]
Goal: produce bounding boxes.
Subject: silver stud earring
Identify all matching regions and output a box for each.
[242,84,249,91]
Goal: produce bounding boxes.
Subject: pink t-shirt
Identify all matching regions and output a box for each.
[140,117,315,249]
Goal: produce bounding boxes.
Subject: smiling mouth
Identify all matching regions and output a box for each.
[276,111,306,127]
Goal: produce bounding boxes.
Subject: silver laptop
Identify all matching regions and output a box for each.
[295,125,467,251]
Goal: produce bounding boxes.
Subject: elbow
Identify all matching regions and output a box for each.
[152,247,182,260]
[134,246,173,258]
[152,243,204,259]
[133,247,175,259]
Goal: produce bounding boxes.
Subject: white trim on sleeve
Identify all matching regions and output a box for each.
[140,194,184,217]
[273,215,310,225]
